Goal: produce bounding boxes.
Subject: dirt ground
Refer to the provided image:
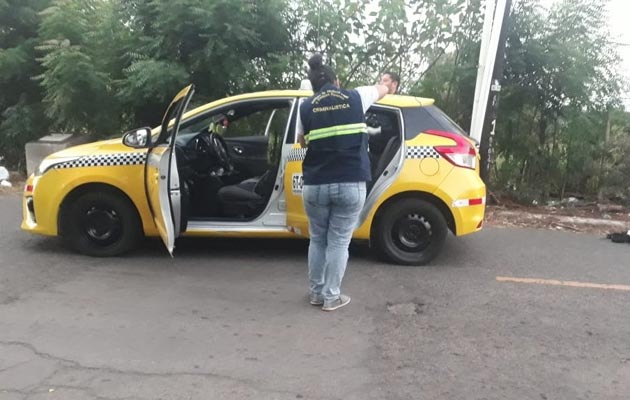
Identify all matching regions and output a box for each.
[486,200,630,236]
[0,184,21,194]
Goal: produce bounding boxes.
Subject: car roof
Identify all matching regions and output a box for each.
[183,90,435,120]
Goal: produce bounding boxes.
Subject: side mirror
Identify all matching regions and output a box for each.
[123,127,152,148]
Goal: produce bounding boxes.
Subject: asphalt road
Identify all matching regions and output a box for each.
[1,193,629,400]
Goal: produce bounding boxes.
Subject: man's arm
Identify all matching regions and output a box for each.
[356,84,390,113]
[374,84,388,100]
[296,108,307,148]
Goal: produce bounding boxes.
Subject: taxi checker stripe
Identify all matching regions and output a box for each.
[406,146,440,159]
[54,152,146,169]
[287,146,438,162]
[287,147,307,162]
[306,123,367,142]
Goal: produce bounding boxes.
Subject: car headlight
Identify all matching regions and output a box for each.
[35,156,81,176]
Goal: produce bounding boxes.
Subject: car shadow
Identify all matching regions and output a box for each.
[19,229,474,269]
[134,236,375,261]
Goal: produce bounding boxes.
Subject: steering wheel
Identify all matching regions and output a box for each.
[208,132,233,172]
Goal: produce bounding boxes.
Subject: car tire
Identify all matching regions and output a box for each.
[62,191,142,257]
[372,198,447,266]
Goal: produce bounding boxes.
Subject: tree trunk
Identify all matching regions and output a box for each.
[560,134,574,201]
[597,109,612,202]
[445,46,460,107]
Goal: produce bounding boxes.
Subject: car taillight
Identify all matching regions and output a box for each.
[426,129,477,170]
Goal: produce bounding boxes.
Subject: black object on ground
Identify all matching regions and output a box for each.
[606,231,630,243]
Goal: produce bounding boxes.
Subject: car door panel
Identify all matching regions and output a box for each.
[224,136,269,178]
[284,146,309,237]
[144,84,194,255]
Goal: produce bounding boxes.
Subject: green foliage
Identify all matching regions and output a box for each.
[36,0,119,134]
[0,98,47,169]
[410,0,483,127]
[283,0,474,90]
[115,0,291,124]
[491,0,627,201]
[0,0,51,169]
[414,0,630,202]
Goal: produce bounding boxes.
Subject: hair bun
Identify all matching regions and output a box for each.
[308,53,324,69]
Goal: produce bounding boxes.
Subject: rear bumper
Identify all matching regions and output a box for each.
[434,168,486,236]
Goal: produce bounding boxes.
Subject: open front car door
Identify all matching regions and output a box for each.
[144,85,195,255]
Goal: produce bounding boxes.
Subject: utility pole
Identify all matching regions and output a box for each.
[469,0,513,183]
[479,0,513,183]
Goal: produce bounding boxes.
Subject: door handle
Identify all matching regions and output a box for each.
[232,146,244,155]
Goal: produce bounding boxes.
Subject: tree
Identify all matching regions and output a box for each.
[34,0,293,134]
[282,0,472,90]
[115,0,291,126]
[492,0,625,201]
[410,0,483,127]
[37,0,120,135]
[0,0,51,169]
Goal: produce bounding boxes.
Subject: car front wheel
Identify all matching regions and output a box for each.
[372,198,448,266]
[61,191,142,257]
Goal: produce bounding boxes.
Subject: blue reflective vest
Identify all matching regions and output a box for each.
[300,83,371,185]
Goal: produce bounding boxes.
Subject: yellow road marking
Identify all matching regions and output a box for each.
[496,276,630,291]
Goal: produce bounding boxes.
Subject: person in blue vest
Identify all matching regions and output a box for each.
[297,54,388,311]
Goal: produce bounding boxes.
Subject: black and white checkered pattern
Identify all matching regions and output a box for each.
[287,146,439,161]
[287,148,307,162]
[406,146,440,159]
[54,152,146,169]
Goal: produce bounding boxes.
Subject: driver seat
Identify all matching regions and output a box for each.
[217,167,278,218]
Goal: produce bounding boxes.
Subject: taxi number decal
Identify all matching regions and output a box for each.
[292,173,304,195]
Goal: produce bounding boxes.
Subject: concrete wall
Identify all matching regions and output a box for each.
[25,134,90,176]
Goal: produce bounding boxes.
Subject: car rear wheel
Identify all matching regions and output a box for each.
[62,191,142,257]
[372,198,447,266]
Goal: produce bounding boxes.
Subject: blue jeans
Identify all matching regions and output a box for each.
[302,182,367,302]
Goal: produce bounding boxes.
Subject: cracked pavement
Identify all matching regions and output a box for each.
[1,193,630,399]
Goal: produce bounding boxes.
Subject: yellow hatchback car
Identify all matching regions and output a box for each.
[22,85,485,265]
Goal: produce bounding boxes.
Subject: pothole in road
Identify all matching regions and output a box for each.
[386,301,425,315]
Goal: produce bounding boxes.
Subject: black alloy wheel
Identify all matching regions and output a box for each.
[83,205,122,245]
[62,191,142,257]
[373,198,448,265]
[392,213,433,252]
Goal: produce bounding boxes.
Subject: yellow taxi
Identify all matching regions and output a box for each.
[22,85,485,265]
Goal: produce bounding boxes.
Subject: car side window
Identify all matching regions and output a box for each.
[178,100,292,139]
[365,106,402,153]
[366,107,399,132]
[266,107,291,165]
[286,97,304,144]
[401,105,467,140]
[223,108,275,138]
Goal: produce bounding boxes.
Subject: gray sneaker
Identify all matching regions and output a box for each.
[309,293,324,306]
[322,295,351,311]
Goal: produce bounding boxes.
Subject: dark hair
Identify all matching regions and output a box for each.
[307,53,337,92]
[383,71,400,86]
